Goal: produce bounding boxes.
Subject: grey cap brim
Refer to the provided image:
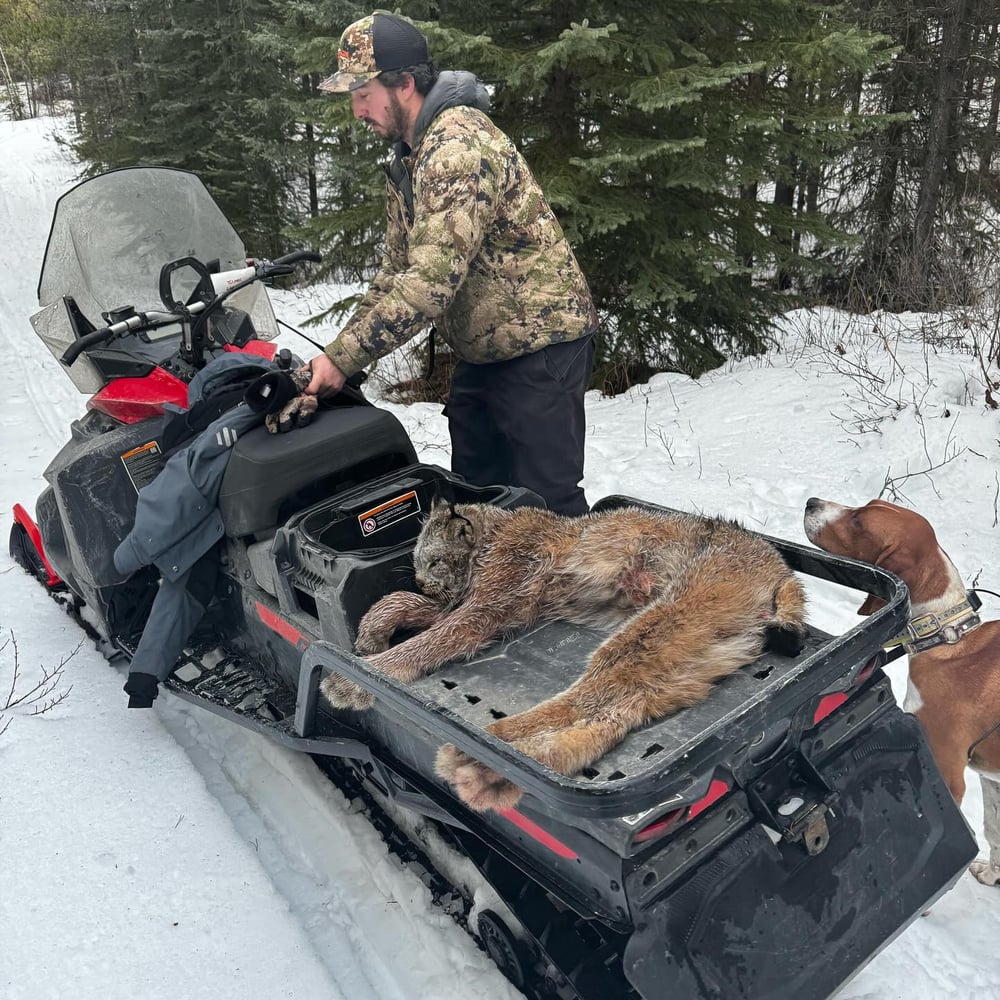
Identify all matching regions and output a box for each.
[318,71,379,93]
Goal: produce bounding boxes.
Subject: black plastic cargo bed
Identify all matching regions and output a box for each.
[164,480,977,1000]
[296,493,912,823]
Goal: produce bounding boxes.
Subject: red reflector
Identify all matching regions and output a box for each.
[633,777,731,845]
[256,602,309,651]
[813,692,848,724]
[854,656,880,685]
[688,777,730,819]
[499,808,578,859]
[87,368,188,423]
[12,503,62,588]
[632,807,685,845]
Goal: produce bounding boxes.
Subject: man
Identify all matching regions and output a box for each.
[308,11,598,515]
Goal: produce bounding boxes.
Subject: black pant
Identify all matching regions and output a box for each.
[446,336,595,516]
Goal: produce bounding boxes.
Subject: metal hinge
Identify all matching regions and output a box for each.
[745,748,837,856]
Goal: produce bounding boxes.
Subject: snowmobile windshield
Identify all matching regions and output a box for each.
[37,167,250,321]
[32,167,280,390]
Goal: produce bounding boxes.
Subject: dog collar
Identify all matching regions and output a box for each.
[884,595,982,655]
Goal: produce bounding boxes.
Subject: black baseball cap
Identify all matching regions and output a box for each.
[319,12,430,93]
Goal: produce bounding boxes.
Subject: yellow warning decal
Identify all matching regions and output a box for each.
[120,440,163,492]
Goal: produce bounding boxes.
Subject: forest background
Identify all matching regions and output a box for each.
[2,0,999,396]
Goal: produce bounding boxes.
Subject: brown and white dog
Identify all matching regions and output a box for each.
[803,497,1000,887]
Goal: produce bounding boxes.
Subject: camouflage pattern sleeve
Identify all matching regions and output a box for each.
[323,134,498,375]
[323,188,408,373]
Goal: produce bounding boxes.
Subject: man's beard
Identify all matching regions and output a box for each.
[377,92,409,145]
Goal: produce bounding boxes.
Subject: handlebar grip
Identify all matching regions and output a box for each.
[61,326,114,366]
[263,264,296,278]
[271,250,322,266]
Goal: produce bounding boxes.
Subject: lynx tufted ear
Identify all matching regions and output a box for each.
[426,496,448,516]
[431,478,458,507]
[445,505,479,548]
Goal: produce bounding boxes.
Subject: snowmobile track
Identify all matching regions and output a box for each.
[44,588,635,1000]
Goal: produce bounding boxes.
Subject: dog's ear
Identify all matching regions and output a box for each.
[857,538,900,616]
[857,594,886,615]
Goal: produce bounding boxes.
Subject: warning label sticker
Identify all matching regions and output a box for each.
[121,441,163,493]
[357,490,421,537]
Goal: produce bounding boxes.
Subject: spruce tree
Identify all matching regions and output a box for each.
[388,2,894,383]
[291,2,405,309]
[63,0,302,258]
[832,0,1000,311]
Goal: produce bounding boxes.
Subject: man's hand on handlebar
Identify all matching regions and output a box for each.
[305,353,347,398]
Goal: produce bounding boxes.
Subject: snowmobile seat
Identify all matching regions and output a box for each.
[217,404,418,538]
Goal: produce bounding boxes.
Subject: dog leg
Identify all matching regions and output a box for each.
[918,714,969,804]
[970,774,1000,887]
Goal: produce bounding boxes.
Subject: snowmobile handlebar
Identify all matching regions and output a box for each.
[271,250,323,268]
[256,251,323,280]
[60,249,322,367]
[60,307,205,367]
[60,326,116,365]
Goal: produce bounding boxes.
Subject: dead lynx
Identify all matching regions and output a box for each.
[321,501,807,812]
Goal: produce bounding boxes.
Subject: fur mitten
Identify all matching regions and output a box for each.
[244,367,318,433]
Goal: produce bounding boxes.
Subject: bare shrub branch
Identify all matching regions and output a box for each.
[0,630,76,736]
[879,411,967,502]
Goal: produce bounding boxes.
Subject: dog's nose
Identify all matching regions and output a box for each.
[805,497,822,512]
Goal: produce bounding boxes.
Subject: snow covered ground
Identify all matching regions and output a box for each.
[1,115,999,1000]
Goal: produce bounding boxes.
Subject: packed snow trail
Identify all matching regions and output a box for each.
[0,124,82,447]
[0,116,519,1000]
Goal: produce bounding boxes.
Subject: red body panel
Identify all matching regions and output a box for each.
[12,503,62,587]
[87,367,189,423]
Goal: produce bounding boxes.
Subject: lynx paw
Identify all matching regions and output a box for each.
[354,622,393,656]
[451,760,524,812]
[436,744,525,811]
[969,858,1000,886]
[265,393,317,434]
[320,672,374,711]
[435,743,476,782]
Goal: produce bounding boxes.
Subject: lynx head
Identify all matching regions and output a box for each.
[413,500,489,607]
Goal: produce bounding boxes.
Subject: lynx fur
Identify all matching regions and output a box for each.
[321,502,807,812]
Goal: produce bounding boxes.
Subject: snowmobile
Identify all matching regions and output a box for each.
[10,166,978,1000]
